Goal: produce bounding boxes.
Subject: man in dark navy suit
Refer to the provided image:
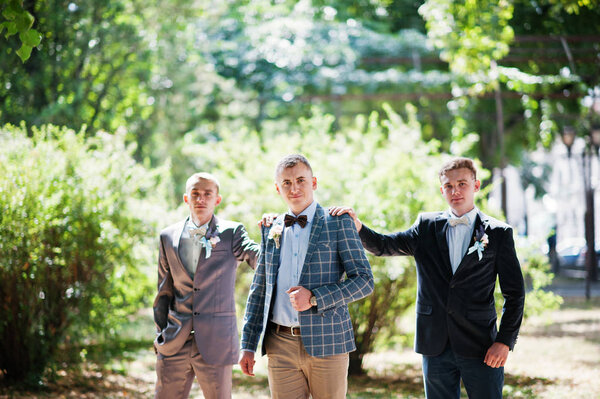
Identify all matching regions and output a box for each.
[330,157,525,399]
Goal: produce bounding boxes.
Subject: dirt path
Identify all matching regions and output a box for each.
[2,297,599,398]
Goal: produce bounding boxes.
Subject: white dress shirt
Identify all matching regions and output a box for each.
[179,218,209,277]
[446,207,478,274]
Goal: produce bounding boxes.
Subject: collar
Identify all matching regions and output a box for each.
[186,216,210,231]
[448,207,478,226]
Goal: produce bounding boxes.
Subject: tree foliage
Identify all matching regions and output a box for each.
[0,0,42,62]
[0,0,572,380]
[0,124,166,384]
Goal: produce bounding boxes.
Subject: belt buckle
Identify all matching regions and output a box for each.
[291,326,298,336]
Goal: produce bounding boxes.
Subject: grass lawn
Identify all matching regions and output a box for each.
[1,296,599,398]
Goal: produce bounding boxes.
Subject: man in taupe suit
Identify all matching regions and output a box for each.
[153,172,260,399]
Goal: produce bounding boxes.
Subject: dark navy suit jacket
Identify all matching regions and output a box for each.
[359,210,525,358]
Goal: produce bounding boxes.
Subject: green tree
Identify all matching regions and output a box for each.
[0,123,166,384]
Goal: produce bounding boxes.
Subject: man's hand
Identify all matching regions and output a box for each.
[286,286,313,311]
[484,342,509,368]
[239,351,256,376]
[328,206,362,232]
[258,213,278,228]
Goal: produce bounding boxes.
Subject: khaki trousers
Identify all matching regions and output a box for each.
[265,329,349,399]
[155,335,232,399]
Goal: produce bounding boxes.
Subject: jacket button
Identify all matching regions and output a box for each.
[450,284,455,288]
[447,309,453,315]
[193,312,199,316]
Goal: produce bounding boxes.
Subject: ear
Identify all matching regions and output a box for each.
[275,183,281,195]
[474,180,481,192]
[439,186,443,195]
[183,193,189,204]
[312,176,317,190]
[215,195,222,206]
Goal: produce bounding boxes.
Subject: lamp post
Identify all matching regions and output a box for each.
[561,122,600,300]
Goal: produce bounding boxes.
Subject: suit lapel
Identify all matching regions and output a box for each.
[173,218,187,270]
[194,216,220,274]
[208,215,219,234]
[267,216,284,278]
[454,211,490,275]
[435,213,453,277]
[301,204,325,276]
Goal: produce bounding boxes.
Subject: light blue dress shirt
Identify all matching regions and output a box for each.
[270,200,317,328]
[446,207,478,274]
[179,218,209,277]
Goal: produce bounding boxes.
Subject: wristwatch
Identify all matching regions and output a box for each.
[310,295,317,307]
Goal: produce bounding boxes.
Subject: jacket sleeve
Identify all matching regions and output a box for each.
[232,223,260,270]
[494,227,526,350]
[240,225,269,352]
[358,215,420,257]
[153,234,173,332]
[312,215,374,312]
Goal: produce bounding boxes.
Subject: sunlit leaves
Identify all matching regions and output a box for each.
[0,0,41,62]
[419,0,514,76]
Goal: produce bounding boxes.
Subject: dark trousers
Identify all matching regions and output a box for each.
[422,344,503,399]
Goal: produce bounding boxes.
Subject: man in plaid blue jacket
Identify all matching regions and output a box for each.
[239,154,374,399]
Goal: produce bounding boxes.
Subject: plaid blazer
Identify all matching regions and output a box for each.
[241,203,373,358]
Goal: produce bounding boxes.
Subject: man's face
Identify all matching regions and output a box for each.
[183,178,222,225]
[439,168,480,217]
[275,163,317,215]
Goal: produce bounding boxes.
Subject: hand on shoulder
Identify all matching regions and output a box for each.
[328,206,362,232]
[258,213,278,227]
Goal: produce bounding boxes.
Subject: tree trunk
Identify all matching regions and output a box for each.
[348,350,366,376]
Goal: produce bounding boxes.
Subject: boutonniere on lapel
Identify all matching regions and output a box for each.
[467,225,489,260]
[268,223,283,249]
[191,225,220,258]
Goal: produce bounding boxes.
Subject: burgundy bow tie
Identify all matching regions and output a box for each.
[284,214,308,228]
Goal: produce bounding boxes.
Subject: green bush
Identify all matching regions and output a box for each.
[0,124,165,384]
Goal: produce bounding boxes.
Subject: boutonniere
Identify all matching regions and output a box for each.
[268,224,283,249]
[199,226,220,259]
[467,225,489,260]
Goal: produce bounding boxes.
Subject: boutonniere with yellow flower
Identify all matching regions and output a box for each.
[268,224,283,249]
[467,225,489,260]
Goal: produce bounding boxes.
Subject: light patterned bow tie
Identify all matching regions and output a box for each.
[448,216,469,227]
[190,226,207,239]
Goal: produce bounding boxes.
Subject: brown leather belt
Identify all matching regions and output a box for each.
[270,322,301,336]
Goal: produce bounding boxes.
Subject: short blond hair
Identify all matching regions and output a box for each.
[275,154,313,180]
[438,158,477,181]
[185,172,220,194]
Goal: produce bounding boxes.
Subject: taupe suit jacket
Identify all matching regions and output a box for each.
[153,215,259,365]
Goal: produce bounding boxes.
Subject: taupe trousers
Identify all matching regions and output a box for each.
[155,335,233,399]
[265,329,349,399]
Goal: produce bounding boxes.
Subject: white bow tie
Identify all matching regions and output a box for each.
[448,216,469,227]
